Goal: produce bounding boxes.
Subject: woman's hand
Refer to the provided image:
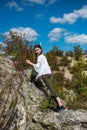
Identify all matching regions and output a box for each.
[26,59,31,64]
[26,59,34,66]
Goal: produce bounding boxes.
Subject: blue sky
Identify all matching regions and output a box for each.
[0,0,87,53]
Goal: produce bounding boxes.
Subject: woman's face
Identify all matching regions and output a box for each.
[35,47,42,55]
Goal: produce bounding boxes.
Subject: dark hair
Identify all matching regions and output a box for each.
[34,44,42,53]
[34,44,42,62]
[34,44,42,49]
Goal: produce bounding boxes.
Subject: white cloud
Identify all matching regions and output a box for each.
[23,0,46,5]
[74,5,87,18]
[36,14,45,20]
[65,34,87,44]
[0,42,3,45]
[50,5,87,24]
[48,0,57,4]
[48,28,65,42]
[48,27,87,45]
[4,27,39,42]
[6,1,23,12]
[22,0,57,5]
[6,0,57,11]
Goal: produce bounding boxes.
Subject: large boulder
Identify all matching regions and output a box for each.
[0,55,87,130]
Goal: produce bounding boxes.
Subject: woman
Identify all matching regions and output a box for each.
[26,44,65,112]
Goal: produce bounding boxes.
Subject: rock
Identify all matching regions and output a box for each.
[0,55,87,130]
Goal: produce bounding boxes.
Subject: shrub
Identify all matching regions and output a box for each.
[2,31,35,70]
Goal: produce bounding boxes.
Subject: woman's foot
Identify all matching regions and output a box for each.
[53,105,66,112]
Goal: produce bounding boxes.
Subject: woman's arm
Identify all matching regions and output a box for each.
[26,56,41,69]
[26,60,34,66]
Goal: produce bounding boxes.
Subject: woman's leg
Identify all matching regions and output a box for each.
[30,68,37,83]
[41,75,63,107]
[56,97,63,107]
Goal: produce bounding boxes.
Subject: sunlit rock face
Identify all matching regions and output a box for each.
[0,55,87,130]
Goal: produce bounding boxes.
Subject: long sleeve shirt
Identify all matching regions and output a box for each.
[33,54,52,79]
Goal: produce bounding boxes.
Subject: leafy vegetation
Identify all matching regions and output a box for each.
[45,45,87,110]
[1,31,36,70]
[1,31,87,110]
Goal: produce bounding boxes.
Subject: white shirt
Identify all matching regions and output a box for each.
[34,54,52,78]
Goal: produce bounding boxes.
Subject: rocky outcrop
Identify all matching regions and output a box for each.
[0,55,87,130]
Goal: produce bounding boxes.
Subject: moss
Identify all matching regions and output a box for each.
[40,97,57,111]
[48,123,58,130]
[66,95,87,110]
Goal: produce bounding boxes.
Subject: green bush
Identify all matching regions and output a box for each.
[2,31,35,70]
[40,97,57,110]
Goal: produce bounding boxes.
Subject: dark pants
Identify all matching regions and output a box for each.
[41,75,58,97]
[30,69,58,98]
